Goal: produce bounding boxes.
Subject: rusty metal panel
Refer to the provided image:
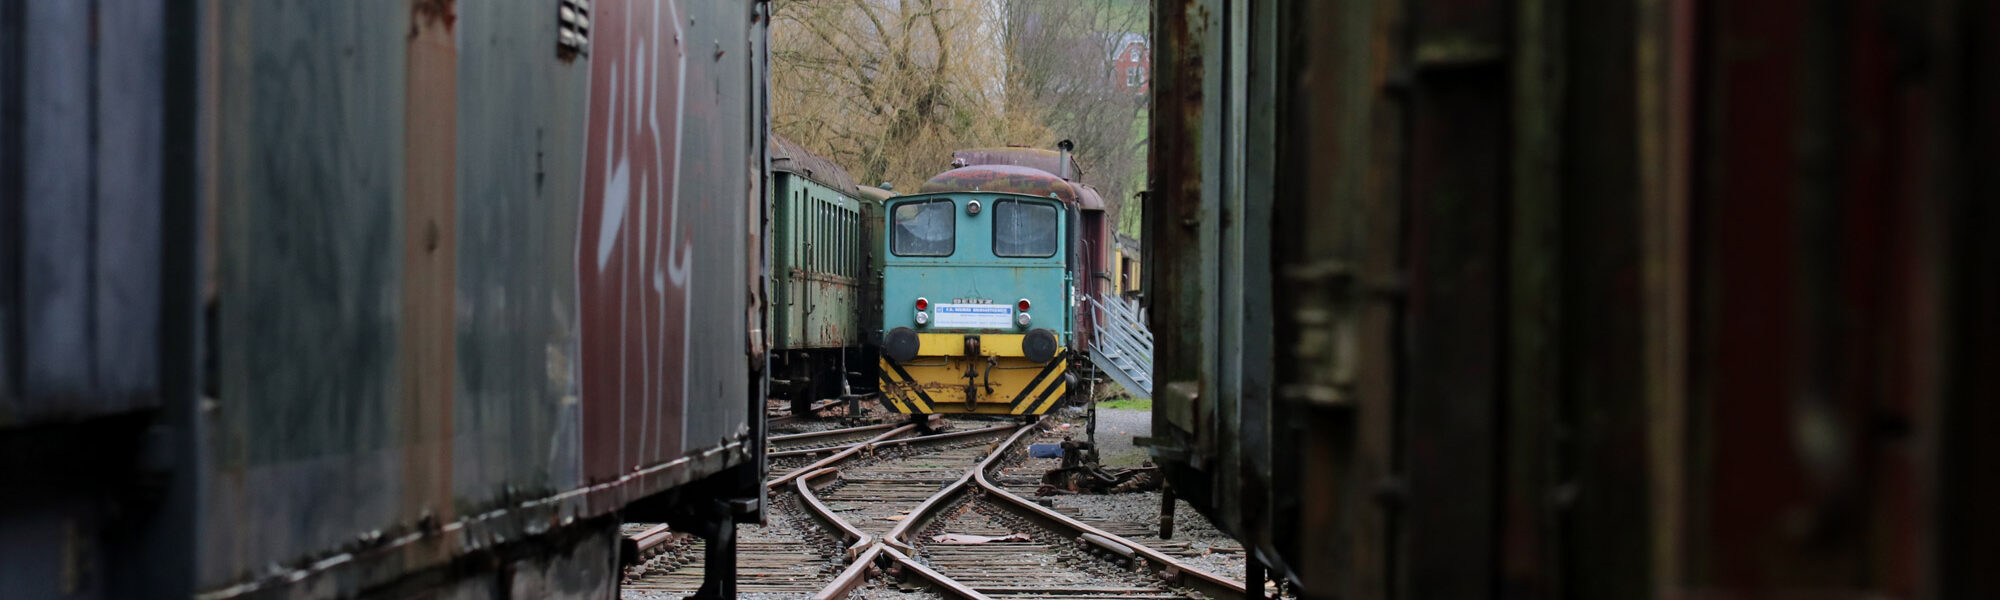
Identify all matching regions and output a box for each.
[921,164,1082,205]
[193,0,761,595]
[1144,0,1227,564]
[206,0,414,590]
[773,134,861,197]
[450,0,593,515]
[1153,0,1997,597]
[576,0,754,479]
[1402,63,1506,600]
[772,171,865,351]
[951,147,1084,181]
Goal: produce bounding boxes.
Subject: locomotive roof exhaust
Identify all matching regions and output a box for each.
[1057,139,1074,180]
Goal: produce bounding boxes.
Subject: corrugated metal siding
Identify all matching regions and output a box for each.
[569,0,754,480]
[4,0,764,596]
[194,0,760,594]
[1,0,166,425]
[772,172,867,351]
[1148,0,2000,597]
[450,0,593,521]
[207,1,414,586]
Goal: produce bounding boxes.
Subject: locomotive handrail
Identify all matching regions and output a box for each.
[1087,293,1155,344]
[1083,292,1154,396]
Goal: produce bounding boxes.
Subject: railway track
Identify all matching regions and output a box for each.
[882,425,1244,600]
[621,494,846,599]
[913,503,1192,600]
[768,395,879,431]
[988,430,1249,576]
[622,418,1247,600]
[771,423,901,456]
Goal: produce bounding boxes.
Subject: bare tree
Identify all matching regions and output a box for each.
[999,0,1149,228]
[771,0,1150,234]
[772,0,1047,188]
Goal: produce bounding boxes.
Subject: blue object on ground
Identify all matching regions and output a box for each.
[1029,443,1064,458]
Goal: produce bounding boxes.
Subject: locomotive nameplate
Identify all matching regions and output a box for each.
[934,304,1014,329]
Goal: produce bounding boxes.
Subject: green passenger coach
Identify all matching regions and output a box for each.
[770,135,880,415]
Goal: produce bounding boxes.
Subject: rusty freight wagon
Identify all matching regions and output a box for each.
[1145,0,1999,598]
[1,1,771,598]
[769,134,881,416]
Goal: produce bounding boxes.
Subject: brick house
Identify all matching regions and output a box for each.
[1110,33,1148,94]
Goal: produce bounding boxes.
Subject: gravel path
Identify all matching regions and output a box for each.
[991,405,1252,581]
[1087,407,1152,469]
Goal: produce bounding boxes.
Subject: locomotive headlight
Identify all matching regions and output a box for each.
[915,310,930,326]
[966,200,982,215]
[1016,311,1032,327]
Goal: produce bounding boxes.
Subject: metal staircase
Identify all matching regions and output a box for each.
[1084,293,1153,398]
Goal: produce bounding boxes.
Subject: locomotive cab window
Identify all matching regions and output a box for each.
[992,199,1059,258]
[892,199,956,256]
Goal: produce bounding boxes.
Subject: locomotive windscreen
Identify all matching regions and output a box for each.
[893,199,957,256]
[993,200,1059,258]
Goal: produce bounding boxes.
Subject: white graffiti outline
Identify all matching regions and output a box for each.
[579,0,690,473]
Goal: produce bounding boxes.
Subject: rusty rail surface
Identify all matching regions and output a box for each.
[882,423,1044,553]
[621,524,680,563]
[771,422,897,444]
[810,544,887,600]
[770,423,902,459]
[881,546,996,600]
[789,421,1032,600]
[877,419,1248,600]
[968,445,1247,599]
[630,420,1022,597]
[803,421,1038,600]
[796,467,874,560]
[766,424,919,488]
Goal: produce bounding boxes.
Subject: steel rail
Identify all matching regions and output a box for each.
[810,543,886,600]
[879,419,1248,600]
[795,467,874,560]
[630,421,1016,597]
[881,546,996,600]
[882,422,1044,553]
[794,421,1037,600]
[968,441,1247,599]
[869,423,1020,449]
[771,422,898,444]
[620,524,680,563]
[766,423,918,488]
[772,420,1015,460]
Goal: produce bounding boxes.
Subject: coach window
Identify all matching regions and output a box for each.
[892,199,955,256]
[993,199,1058,258]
